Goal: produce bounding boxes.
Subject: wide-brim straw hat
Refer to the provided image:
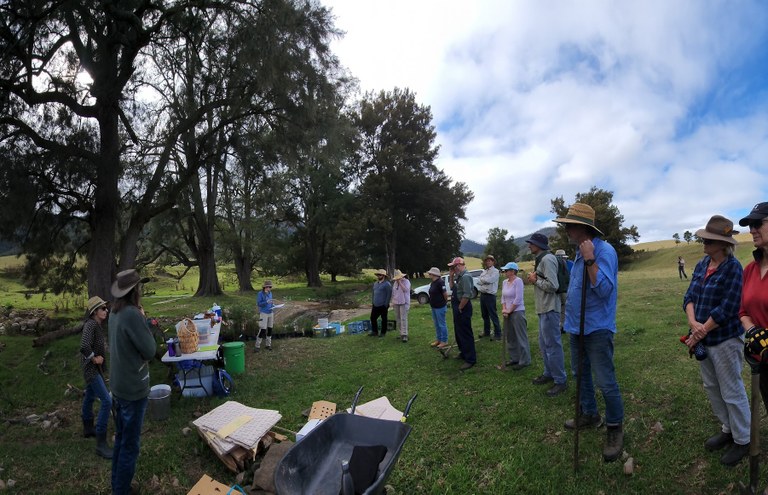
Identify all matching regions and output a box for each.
[695,215,739,245]
[553,202,605,236]
[111,269,149,298]
[374,269,388,278]
[392,269,406,281]
[483,254,495,262]
[426,267,441,277]
[86,296,107,317]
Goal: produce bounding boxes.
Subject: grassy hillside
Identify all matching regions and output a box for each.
[2,241,766,494]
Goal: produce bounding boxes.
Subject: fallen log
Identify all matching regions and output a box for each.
[32,322,84,347]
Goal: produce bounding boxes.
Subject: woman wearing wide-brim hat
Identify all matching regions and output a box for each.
[80,296,113,459]
[108,269,157,494]
[683,215,750,466]
[425,267,449,348]
[390,269,411,342]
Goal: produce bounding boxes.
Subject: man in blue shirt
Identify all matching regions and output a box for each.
[555,203,625,463]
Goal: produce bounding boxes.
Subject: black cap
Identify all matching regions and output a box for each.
[738,202,768,226]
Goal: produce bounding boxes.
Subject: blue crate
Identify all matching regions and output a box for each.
[346,320,371,335]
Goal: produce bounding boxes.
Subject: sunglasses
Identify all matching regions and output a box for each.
[702,239,716,245]
[747,219,767,230]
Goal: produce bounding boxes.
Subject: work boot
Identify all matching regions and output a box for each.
[704,431,733,451]
[532,375,554,385]
[565,413,603,430]
[82,418,95,438]
[266,336,272,351]
[95,432,113,459]
[603,424,624,462]
[546,383,567,397]
[720,442,749,467]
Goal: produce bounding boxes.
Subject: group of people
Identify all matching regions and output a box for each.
[80,269,156,494]
[367,203,626,462]
[369,269,412,342]
[681,202,768,468]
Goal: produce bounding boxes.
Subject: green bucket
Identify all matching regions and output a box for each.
[221,341,245,374]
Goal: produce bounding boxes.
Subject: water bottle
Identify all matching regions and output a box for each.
[693,342,707,361]
[340,460,354,495]
[166,339,175,357]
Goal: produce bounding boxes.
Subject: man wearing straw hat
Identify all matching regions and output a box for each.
[369,269,392,337]
[555,203,625,463]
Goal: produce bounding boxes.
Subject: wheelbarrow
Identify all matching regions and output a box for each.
[274,387,417,495]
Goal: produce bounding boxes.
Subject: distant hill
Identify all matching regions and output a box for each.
[461,227,559,257]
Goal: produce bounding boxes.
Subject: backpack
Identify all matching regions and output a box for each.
[555,257,570,294]
[534,252,569,294]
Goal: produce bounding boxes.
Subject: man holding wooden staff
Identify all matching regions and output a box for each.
[555,203,625,463]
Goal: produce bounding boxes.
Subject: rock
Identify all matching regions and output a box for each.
[41,420,52,429]
[5,480,13,489]
[26,414,40,424]
[0,479,5,490]
[182,427,191,436]
[651,421,663,433]
[623,457,634,475]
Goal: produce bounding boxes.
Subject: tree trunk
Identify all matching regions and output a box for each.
[194,243,222,297]
[234,254,254,292]
[305,232,323,287]
[87,109,121,299]
[384,231,397,277]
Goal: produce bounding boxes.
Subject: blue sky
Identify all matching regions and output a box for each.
[326,0,768,243]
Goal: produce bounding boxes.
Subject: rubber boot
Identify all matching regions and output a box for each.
[95,432,113,459]
[254,337,262,352]
[266,335,272,351]
[83,418,95,438]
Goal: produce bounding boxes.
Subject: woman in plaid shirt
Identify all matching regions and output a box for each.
[683,215,749,467]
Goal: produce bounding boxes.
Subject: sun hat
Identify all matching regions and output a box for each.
[526,233,550,251]
[392,269,406,281]
[695,215,739,245]
[738,202,768,227]
[555,249,566,256]
[483,254,496,262]
[426,267,442,277]
[263,280,273,288]
[553,202,605,236]
[86,296,108,316]
[500,262,519,272]
[111,269,150,298]
[447,257,465,267]
[374,269,388,278]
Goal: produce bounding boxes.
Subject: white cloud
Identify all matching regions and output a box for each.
[326,0,768,243]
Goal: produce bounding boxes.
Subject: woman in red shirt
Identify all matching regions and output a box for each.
[740,202,768,333]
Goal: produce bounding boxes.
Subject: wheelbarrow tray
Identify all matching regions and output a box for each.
[274,413,412,495]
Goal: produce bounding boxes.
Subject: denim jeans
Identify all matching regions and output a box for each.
[569,330,624,425]
[431,306,448,343]
[112,395,148,495]
[538,311,566,384]
[480,293,501,338]
[82,374,112,435]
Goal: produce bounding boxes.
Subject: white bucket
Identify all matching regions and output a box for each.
[318,318,329,328]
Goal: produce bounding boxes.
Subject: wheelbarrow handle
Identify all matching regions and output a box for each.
[401,393,418,422]
[350,386,364,415]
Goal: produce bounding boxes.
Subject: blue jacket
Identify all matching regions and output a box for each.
[257,290,273,314]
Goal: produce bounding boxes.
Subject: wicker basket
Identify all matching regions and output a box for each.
[177,318,199,354]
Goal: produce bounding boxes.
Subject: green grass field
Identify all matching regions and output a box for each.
[0,241,764,494]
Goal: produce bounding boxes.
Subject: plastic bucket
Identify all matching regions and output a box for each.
[222,341,245,375]
[148,384,171,421]
[318,318,329,328]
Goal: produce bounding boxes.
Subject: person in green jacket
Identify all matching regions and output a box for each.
[108,269,156,495]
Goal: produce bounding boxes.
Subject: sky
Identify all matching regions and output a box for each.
[324,0,768,244]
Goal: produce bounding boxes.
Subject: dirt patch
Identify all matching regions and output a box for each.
[273,302,370,328]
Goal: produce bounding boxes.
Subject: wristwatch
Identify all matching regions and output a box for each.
[585,259,596,266]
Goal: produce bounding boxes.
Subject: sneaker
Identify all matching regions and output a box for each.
[704,432,733,451]
[430,340,440,347]
[565,413,603,430]
[532,375,554,385]
[401,336,408,343]
[603,425,624,462]
[720,442,749,467]
[254,346,260,353]
[436,342,449,349]
[546,383,567,397]
[459,362,475,371]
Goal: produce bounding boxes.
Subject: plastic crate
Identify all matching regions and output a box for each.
[346,320,371,335]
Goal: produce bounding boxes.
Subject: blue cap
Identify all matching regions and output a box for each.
[501,262,519,272]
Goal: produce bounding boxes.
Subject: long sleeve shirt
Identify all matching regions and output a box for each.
[532,252,560,314]
[257,290,273,314]
[108,306,156,401]
[501,277,525,313]
[740,250,768,328]
[80,318,107,384]
[477,266,500,295]
[683,254,743,346]
[391,278,411,306]
[564,237,619,335]
[372,280,392,307]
